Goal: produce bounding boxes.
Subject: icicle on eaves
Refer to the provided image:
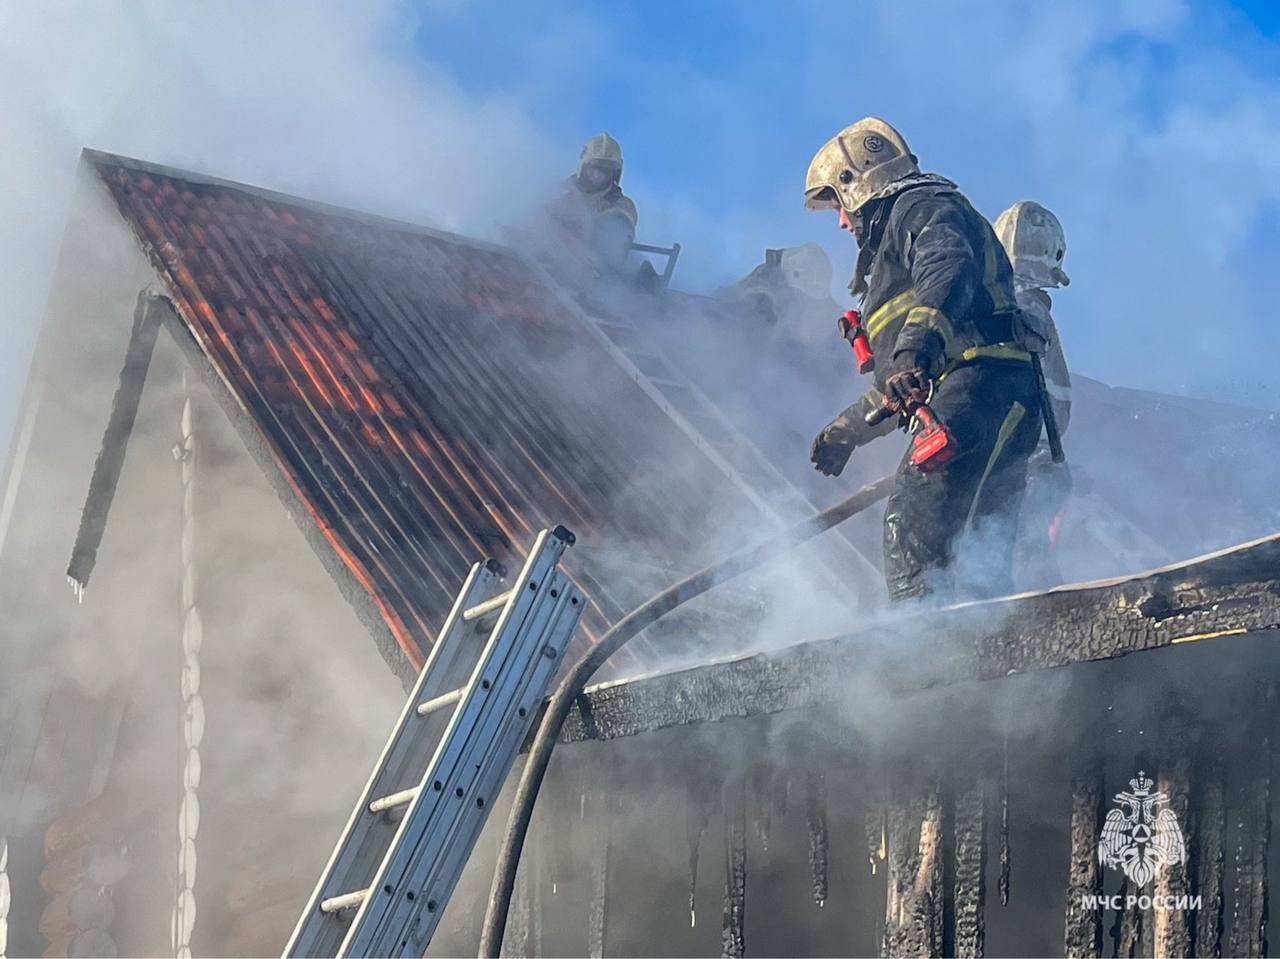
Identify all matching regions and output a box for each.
[776,774,791,818]
[686,798,708,929]
[805,771,828,908]
[865,808,886,876]
[587,811,609,959]
[999,731,1011,907]
[749,764,773,854]
[721,781,747,959]
[687,774,719,931]
[0,834,8,959]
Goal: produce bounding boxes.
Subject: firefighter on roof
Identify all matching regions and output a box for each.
[550,132,638,271]
[805,117,1044,602]
[995,200,1073,588]
[718,243,842,340]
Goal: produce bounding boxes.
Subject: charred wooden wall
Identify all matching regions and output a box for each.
[433,636,1280,959]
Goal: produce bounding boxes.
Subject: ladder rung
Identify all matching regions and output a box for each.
[462,589,514,622]
[369,786,419,814]
[320,888,369,914]
[415,687,463,717]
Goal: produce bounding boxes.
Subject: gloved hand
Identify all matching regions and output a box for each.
[810,414,858,477]
[883,351,931,409]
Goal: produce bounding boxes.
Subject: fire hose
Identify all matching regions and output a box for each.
[478,473,896,957]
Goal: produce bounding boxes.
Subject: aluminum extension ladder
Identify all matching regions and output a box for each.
[284,526,586,958]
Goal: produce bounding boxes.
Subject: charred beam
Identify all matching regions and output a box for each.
[1063,758,1104,958]
[1192,759,1226,959]
[66,290,162,592]
[951,779,986,959]
[882,778,944,959]
[1154,755,1192,958]
[1228,685,1271,959]
[1109,877,1144,959]
[559,535,1280,745]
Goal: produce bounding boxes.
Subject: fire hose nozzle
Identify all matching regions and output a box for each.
[840,310,875,375]
[865,402,896,427]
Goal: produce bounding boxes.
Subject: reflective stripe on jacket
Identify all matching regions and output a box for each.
[856,180,1022,389]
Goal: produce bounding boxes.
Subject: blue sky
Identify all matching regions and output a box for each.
[408,0,1280,407]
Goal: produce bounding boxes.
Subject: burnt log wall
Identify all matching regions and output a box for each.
[432,634,1280,959]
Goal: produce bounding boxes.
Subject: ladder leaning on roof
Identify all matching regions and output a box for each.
[283,526,586,959]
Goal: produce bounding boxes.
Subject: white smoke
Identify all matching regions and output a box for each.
[0,0,567,449]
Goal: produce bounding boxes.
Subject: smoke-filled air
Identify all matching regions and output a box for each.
[1,3,1279,959]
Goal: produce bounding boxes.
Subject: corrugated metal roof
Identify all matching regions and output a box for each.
[88,151,765,671]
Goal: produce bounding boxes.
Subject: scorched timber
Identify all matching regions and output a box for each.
[559,533,1280,744]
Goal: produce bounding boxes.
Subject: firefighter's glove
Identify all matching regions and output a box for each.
[810,415,857,477]
[883,368,930,411]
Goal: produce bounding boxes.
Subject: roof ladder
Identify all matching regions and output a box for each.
[283,526,586,958]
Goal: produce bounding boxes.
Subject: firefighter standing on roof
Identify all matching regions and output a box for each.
[995,200,1074,589]
[806,118,1044,602]
[550,133,638,271]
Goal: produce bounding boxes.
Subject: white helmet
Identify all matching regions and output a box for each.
[779,243,833,299]
[804,117,920,215]
[994,201,1070,289]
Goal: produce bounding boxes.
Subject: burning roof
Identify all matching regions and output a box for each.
[78,151,784,675]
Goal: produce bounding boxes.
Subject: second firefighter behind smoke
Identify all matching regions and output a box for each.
[549,132,638,272]
[805,117,1044,603]
[994,200,1074,590]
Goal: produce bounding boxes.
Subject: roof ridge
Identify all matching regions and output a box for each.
[81,147,510,255]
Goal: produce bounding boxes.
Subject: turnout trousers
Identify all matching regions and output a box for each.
[883,361,1042,602]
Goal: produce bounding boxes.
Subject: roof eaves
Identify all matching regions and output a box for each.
[557,531,1280,745]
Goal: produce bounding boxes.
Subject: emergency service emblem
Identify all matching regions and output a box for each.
[1097,772,1186,887]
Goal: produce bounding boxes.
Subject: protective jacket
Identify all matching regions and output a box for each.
[553,178,637,270]
[1015,285,1071,434]
[852,176,1042,601]
[853,175,1026,386]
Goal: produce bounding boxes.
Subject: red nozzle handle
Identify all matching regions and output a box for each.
[842,310,875,374]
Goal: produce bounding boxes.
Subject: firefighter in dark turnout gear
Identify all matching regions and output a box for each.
[806,118,1042,602]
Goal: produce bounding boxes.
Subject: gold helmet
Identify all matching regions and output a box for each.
[804,117,919,215]
[576,133,624,194]
[994,201,1069,288]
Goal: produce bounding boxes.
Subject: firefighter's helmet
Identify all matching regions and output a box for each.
[576,133,624,194]
[994,200,1070,288]
[780,243,833,299]
[804,117,919,215]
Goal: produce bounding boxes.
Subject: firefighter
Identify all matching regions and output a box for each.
[550,133,638,271]
[718,243,842,339]
[994,200,1073,588]
[805,118,1044,602]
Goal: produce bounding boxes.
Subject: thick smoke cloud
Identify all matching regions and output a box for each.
[0,0,565,449]
[421,0,1280,406]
